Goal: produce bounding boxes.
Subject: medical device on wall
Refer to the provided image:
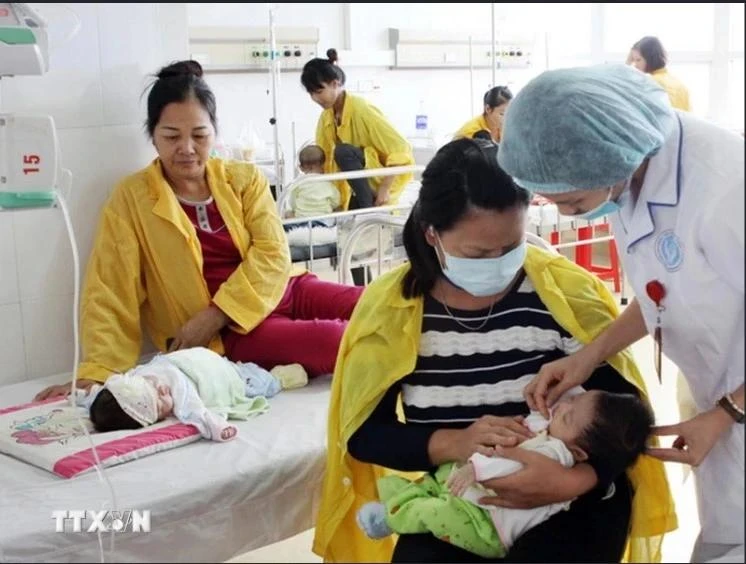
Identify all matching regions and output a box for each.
[0,113,63,209]
[1,6,118,561]
[0,2,49,76]
[188,25,319,72]
[388,28,534,70]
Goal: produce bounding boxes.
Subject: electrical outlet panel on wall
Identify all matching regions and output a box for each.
[188,26,319,72]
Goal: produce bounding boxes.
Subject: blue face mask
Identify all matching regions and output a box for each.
[436,234,527,297]
[574,180,630,221]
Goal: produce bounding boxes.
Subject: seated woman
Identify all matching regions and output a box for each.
[454,86,513,143]
[34,60,363,401]
[312,138,676,563]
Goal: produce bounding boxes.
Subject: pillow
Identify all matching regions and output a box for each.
[0,397,200,478]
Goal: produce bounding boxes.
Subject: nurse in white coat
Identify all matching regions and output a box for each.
[495,64,744,563]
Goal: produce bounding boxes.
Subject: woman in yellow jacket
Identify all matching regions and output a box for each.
[627,36,691,111]
[313,139,676,563]
[300,49,415,211]
[454,86,513,143]
[34,60,363,401]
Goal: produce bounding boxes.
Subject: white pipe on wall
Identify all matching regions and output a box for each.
[468,35,474,116]
[491,3,496,87]
[268,5,282,188]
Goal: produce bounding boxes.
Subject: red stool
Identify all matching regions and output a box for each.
[549,224,621,293]
[531,196,622,293]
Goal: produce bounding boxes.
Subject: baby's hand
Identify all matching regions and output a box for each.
[218,425,238,442]
[446,463,476,497]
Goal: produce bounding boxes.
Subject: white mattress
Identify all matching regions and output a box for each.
[0,373,331,563]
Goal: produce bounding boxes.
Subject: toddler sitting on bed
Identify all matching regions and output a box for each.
[286,144,342,220]
[356,388,654,559]
[86,347,308,442]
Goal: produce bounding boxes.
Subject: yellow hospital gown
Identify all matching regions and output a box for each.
[649,68,691,111]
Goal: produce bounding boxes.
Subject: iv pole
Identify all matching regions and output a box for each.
[268,4,282,194]
[491,3,496,87]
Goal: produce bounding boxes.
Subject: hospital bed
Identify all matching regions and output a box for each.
[0,372,331,563]
[277,165,424,278]
[337,215,560,284]
[337,209,626,305]
[278,172,626,300]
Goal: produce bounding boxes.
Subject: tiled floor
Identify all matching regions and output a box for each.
[228,275,700,564]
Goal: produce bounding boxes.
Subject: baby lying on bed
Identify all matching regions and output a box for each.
[357,388,654,558]
[85,347,308,442]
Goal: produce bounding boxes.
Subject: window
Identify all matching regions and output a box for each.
[727,58,745,131]
[547,57,592,71]
[604,3,715,53]
[730,3,744,51]
[541,3,592,57]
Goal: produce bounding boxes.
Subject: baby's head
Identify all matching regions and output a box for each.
[89,374,174,433]
[299,144,326,174]
[548,390,654,478]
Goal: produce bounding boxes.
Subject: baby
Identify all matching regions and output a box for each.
[357,388,654,559]
[87,347,308,442]
[286,144,341,219]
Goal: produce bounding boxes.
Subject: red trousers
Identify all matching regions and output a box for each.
[222,273,364,377]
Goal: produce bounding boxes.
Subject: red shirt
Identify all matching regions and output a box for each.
[178,196,242,297]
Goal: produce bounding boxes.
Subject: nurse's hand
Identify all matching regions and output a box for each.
[647,408,734,467]
[478,446,597,509]
[524,349,596,418]
[33,379,98,402]
[168,305,229,352]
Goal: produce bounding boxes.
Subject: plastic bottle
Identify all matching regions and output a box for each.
[415,99,428,134]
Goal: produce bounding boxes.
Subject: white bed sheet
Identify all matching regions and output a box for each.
[0,372,331,563]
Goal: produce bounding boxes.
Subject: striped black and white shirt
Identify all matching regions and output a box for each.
[347,271,637,482]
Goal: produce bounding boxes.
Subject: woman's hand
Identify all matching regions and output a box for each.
[375,176,394,206]
[478,446,597,509]
[374,186,391,206]
[430,415,535,465]
[647,408,733,467]
[524,349,597,418]
[34,379,98,402]
[169,305,229,352]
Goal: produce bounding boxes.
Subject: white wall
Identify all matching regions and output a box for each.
[186,3,344,177]
[187,2,556,177]
[0,3,189,385]
[189,2,744,177]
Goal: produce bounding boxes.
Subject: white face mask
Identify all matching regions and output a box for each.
[574,178,632,221]
[434,231,526,297]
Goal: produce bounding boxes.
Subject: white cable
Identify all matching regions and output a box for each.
[56,191,118,563]
[54,4,81,47]
[27,3,82,50]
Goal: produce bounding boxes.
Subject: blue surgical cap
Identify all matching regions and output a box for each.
[497,64,676,193]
